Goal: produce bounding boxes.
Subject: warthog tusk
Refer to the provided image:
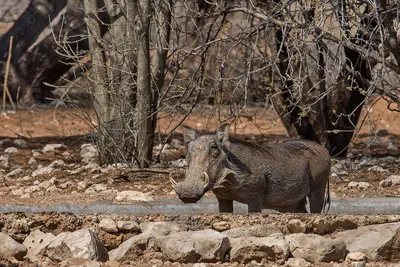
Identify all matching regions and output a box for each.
[169,173,177,188]
[204,172,210,189]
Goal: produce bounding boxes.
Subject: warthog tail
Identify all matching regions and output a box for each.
[323,179,331,214]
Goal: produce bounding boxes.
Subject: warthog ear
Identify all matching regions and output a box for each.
[183,125,197,144]
[216,123,230,145]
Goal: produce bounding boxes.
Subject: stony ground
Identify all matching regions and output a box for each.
[0,100,400,266]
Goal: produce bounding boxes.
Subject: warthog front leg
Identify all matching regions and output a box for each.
[247,201,263,213]
[217,198,233,213]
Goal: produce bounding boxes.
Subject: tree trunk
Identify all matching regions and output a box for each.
[135,0,153,168]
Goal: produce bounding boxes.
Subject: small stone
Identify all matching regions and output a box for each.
[13,139,27,148]
[28,158,37,165]
[42,144,67,153]
[0,138,12,147]
[59,181,74,189]
[20,193,31,198]
[171,159,188,168]
[24,185,41,193]
[116,221,140,232]
[313,217,331,234]
[6,168,24,178]
[115,190,153,202]
[99,219,118,233]
[348,181,371,190]
[0,155,9,168]
[11,188,24,196]
[285,258,311,267]
[46,185,59,192]
[346,251,367,262]
[4,147,18,154]
[77,181,88,190]
[212,221,230,231]
[39,180,52,189]
[288,219,306,233]
[85,183,108,194]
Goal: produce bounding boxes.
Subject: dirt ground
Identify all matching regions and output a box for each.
[0,97,399,207]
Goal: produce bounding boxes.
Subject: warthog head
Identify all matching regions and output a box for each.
[170,124,235,203]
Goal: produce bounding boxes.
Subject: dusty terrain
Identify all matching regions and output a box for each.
[0,97,400,266]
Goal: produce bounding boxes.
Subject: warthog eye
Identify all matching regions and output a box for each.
[210,145,219,158]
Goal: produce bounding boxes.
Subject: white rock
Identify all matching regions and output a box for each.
[367,166,388,173]
[22,230,56,261]
[140,222,183,236]
[80,144,99,164]
[45,229,108,262]
[224,225,281,238]
[28,157,37,165]
[230,233,289,264]
[212,221,230,231]
[285,233,346,263]
[20,192,31,198]
[154,229,230,263]
[115,190,153,202]
[77,181,88,190]
[24,185,41,193]
[85,183,108,194]
[4,147,18,154]
[46,185,59,192]
[379,175,400,188]
[0,233,27,260]
[0,155,9,168]
[32,166,54,177]
[312,217,331,234]
[348,181,372,189]
[171,159,188,168]
[109,234,151,261]
[99,219,118,233]
[42,144,67,153]
[6,168,24,177]
[117,221,140,232]
[11,188,24,196]
[48,159,65,168]
[39,180,52,189]
[335,222,400,261]
[13,139,27,148]
[285,257,312,267]
[346,251,368,262]
[288,219,307,233]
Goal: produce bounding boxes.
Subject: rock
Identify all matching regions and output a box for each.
[20,192,31,198]
[77,181,88,190]
[42,144,67,153]
[22,230,56,261]
[0,138,12,147]
[285,233,346,263]
[48,159,65,168]
[367,166,388,173]
[85,183,108,194]
[32,166,54,177]
[99,219,118,233]
[11,187,24,196]
[4,147,18,154]
[212,221,230,231]
[335,222,400,261]
[109,234,151,261]
[13,139,27,148]
[312,217,331,234]
[116,221,140,232]
[140,222,183,236]
[224,225,282,238]
[379,175,400,188]
[39,180,52,190]
[346,251,367,262]
[154,229,230,263]
[6,168,24,178]
[348,181,372,189]
[46,229,109,262]
[59,181,74,189]
[285,258,312,267]
[230,233,289,264]
[80,144,99,164]
[0,155,9,168]
[28,157,37,165]
[171,159,188,168]
[0,233,27,260]
[288,219,306,233]
[115,190,153,202]
[25,185,41,193]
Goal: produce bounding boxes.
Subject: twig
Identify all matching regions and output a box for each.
[2,36,16,112]
[121,169,171,175]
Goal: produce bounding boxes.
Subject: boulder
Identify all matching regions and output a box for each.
[154,229,230,263]
[230,233,289,264]
[116,221,140,232]
[0,233,27,260]
[223,225,282,238]
[335,222,400,261]
[45,229,108,262]
[140,221,183,236]
[22,230,55,261]
[285,233,346,263]
[109,234,151,261]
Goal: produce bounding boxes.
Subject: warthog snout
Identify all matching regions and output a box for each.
[170,172,210,204]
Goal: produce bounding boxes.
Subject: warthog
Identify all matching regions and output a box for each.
[170,124,331,213]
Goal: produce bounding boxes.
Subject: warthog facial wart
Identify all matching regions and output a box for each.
[170,124,331,213]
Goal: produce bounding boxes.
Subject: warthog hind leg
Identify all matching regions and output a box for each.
[247,201,263,213]
[218,198,233,213]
